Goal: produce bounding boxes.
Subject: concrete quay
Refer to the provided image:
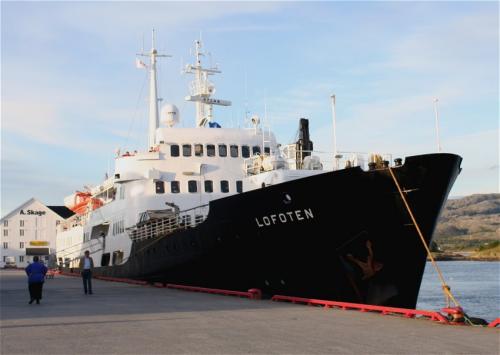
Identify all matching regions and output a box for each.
[1,270,498,354]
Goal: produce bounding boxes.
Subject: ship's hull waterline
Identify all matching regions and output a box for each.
[78,153,462,309]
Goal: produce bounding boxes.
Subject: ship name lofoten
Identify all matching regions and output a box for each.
[255,208,314,228]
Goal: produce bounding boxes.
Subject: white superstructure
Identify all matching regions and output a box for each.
[56,35,362,269]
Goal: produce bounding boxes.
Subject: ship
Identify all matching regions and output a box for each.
[56,32,462,309]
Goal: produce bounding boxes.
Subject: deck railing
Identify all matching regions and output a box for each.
[127,204,209,242]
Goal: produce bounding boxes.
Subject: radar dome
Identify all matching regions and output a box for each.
[161,104,180,127]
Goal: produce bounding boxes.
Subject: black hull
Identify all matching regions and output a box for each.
[86,153,462,309]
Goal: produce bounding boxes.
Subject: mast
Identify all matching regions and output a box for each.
[137,29,171,148]
[184,39,231,127]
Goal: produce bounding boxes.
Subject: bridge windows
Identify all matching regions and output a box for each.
[204,180,213,193]
[221,180,229,193]
[155,181,165,194]
[170,144,179,157]
[182,144,192,157]
[218,144,227,157]
[236,180,243,193]
[230,145,239,157]
[207,144,216,157]
[242,145,250,158]
[188,180,198,193]
[252,146,261,155]
[171,181,180,193]
[194,144,203,157]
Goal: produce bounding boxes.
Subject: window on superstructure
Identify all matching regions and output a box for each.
[194,144,204,157]
[155,181,165,194]
[182,144,192,157]
[230,145,239,158]
[264,146,271,154]
[236,181,243,193]
[207,145,216,157]
[3,230,7,237]
[3,220,7,227]
[20,220,24,227]
[242,145,250,158]
[20,230,24,237]
[20,242,24,249]
[252,146,261,155]
[170,145,180,157]
[221,180,229,193]
[218,144,227,157]
[3,242,7,249]
[204,180,213,193]
[171,181,180,193]
[188,180,198,193]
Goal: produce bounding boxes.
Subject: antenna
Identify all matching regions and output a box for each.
[331,94,341,169]
[433,98,442,153]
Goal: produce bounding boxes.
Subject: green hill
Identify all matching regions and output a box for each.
[433,193,500,252]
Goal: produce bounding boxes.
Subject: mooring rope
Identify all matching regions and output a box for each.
[388,167,462,309]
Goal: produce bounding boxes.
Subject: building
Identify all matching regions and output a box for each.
[0,198,74,268]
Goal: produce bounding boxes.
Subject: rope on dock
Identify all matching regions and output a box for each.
[388,167,462,310]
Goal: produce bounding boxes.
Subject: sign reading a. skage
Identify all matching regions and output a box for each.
[30,241,49,246]
[20,209,46,216]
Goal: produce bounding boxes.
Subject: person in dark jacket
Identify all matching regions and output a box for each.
[25,256,48,304]
[79,250,94,294]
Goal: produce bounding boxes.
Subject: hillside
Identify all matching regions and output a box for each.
[433,193,500,252]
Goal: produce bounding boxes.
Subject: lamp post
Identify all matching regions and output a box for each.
[433,98,442,153]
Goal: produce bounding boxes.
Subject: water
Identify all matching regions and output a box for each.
[417,261,500,322]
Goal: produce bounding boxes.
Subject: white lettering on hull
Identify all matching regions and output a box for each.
[255,208,314,228]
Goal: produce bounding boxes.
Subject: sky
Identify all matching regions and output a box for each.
[1,1,498,216]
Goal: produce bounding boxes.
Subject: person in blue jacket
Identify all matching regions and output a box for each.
[25,256,48,304]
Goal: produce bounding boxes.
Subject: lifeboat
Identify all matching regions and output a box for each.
[68,191,103,215]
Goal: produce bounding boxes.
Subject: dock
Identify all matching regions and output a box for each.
[1,270,498,354]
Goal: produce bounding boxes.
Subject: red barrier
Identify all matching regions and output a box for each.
[271,295,448,323]
[153,282,165,288]
[488,318,500,328]
[166,284,261,299]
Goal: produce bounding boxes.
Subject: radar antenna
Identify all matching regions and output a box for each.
[184,38,231,127]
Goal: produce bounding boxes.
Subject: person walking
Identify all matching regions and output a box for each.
[25,256,48,304]
[79,250,94,295]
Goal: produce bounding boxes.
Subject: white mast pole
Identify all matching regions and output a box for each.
[148,29,159,149]
[330,94,338,169]
[433,98,442,153]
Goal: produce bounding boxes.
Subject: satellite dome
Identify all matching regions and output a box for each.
[161,104,180,127]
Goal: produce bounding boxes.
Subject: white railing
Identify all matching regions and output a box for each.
[127,204,210,242]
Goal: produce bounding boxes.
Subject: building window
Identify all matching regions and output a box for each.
[218,144,227,157]
[221,180,229,193]
[171,181,180,193]
[242,145,250,158]
[170,144,180,157]
[236,180,243,193]
[20,220,24,227]
[207,144,216,157]
[3,242,7,249]
[264,146,271,154]
[194,144,204,157]
[3,220,7,227]
[2,256,5,262]
[20,242,24,249]
[230,145,239,158]
[20,230,24,237]
[120,185,126,199]
[188,180,198,193]
[252,146,261,155]
[3,230,7,237]
[182,144,192,157]
[19,256,24,263]
[204,180,213,193]
[155,181,165,194]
